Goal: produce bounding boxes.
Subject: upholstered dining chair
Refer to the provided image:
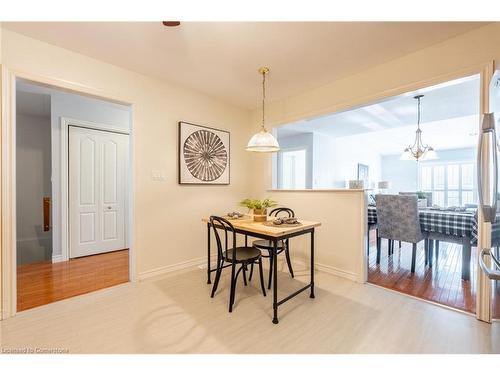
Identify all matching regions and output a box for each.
[367,223,379,255]
[398,192,433,251]
[376,194,426,273]
[251,207,295,289]
[210,216,267,313]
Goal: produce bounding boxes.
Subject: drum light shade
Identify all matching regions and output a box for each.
[246,129,280,152]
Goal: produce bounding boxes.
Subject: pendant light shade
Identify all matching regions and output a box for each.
[246,67,280,153]
[400,147,413,160]
[423,147,438,160]
[246,129,280,152]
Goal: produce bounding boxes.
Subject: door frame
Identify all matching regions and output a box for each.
[62,118,130,262]
[332,62,495,321]
[1,67,136,319]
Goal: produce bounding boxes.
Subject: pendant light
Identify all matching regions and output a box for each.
[400,94,438,161]
[246,67,280,152]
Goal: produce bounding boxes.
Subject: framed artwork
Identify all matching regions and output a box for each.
[357,163,369,187]
[178,121,230,185]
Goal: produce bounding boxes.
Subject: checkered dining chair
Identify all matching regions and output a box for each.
[376,194,426,273]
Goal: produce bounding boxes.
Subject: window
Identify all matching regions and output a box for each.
[419,162,475,207]
[279,149,306,189]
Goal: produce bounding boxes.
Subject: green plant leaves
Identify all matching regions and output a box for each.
[238,198,278,210]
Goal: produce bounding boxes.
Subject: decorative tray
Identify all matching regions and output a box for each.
[223,213,248,220]
[262,220,302,227]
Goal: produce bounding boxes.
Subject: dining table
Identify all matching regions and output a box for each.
[367,206,477,280]
[202,215,321,324]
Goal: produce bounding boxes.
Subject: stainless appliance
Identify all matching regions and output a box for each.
[477,70,500,321]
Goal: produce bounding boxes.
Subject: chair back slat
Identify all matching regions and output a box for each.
[269,207,295,218]
[376,194,423,243]
[210,216,237,260]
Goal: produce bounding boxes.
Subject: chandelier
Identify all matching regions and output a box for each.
[246,67,280,152]
[400,94,438,161]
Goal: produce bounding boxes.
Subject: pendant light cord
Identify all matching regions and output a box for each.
[262,70,266,130]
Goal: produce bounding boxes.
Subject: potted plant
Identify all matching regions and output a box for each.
[239,198,278,222]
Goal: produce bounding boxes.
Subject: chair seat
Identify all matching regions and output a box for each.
[253,239,285,250]
[224,247,261,263]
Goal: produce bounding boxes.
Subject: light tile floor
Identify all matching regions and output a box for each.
[1,266,499,353]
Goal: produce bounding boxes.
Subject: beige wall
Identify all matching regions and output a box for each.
[266,190,366,282]
[251,23,500,280]
[1,28,255,279]
[2,23,500,313]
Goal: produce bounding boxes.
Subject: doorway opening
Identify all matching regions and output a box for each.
[15,79,132,312]
[272,74,483,313]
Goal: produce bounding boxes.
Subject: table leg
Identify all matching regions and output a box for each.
[462,236,471,281]
[310,228,315,298]
[429,239,433,268]
[207,223,211,284]
[272,239,279,324]
[245,235,248,247]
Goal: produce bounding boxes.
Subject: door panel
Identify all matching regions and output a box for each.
[79,137,96,205]
[80,212,96,243]
[69,126,128,258]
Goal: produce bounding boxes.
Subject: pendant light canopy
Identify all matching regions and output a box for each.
[246,67,280,152]
[400,95,438,161]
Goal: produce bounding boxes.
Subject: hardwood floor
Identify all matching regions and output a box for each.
[17,249,129,312]
[367,234,500,315]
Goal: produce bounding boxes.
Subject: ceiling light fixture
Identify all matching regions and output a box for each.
[246,67,280,153]
[400,95,438,161]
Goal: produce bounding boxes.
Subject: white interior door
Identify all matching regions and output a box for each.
[69,126,128,258]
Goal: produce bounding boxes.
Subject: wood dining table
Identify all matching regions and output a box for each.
[203,216,321,324]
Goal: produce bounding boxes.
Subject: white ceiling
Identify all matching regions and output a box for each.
[277,74,481,154]
[2,22,488,109]
[278,74,480,138]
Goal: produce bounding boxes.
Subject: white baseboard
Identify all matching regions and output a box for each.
[52,254,65,263]
[138,255,357,283]
[292,259,357,282]
[138,256,208,281]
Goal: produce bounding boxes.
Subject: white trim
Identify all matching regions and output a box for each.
[51,254,65,263]
[60,117,130,262]
[139,255,358,283]
[1,68,136,319]
[1,68,17,319]
[476,62,495,323]
[138,256,210,281]
[291,259,357,282]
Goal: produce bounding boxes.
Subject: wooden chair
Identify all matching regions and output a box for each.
[251,207,295,289]
[210,216,266,312]
[376,194,426,273]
